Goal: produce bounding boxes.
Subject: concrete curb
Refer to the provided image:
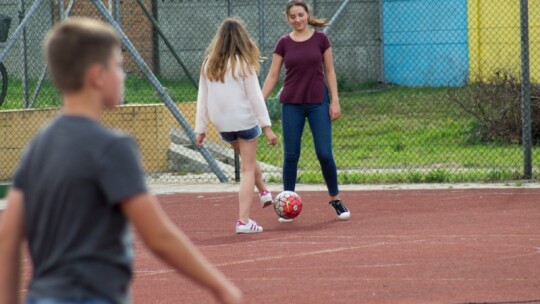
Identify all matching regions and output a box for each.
[2,182,539,212]
[148,182,540,195]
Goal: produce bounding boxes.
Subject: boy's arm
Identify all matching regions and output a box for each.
[121,193,242,304]
[0,189,25,304]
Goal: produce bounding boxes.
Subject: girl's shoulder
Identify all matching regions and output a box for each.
[313,30,331,49]
[313,30,329,40]
[278,33,292,42]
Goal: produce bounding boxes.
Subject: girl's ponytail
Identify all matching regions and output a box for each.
[308,16,329,28]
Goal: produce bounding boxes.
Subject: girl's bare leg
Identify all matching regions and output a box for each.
[236,139,258,223]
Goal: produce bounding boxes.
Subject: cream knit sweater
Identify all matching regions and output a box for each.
[195,63,271,134]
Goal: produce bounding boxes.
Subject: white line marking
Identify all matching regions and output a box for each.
[294,234,540,239]
[135,239,426,278]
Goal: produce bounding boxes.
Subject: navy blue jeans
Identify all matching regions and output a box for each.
[281,90,339,196]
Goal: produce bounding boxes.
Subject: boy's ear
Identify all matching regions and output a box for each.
[86,63,105,90]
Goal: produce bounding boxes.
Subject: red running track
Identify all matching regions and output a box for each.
[14,189,540,303]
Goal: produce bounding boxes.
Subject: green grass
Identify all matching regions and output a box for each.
[124,77,197,103]
[0,183,9,198]
[257,86,539,183]
[2,76,538,183]
[1,78,60,109]
[0,75,197,109]
[266,169,526,184]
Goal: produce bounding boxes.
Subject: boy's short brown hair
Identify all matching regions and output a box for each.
[44,18,121,93]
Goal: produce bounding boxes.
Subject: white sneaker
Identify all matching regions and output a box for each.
[278,217,293,223]
[259,190,273,208]
[236,219,263,234]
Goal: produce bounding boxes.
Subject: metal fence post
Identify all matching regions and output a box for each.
[112,0,122,26]
[234,146,240,182]
[30,0,75,109]
[258,0,265,83]
[227,0,240,183]
[91,0,229,183]
[378,0,385,84]
[134,0,198,89]
[151,0,160,76]
[19,0,28,108]
[520,0,532,179]
[57,0,64,21]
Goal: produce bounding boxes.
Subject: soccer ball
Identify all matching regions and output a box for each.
[273,191,302,219]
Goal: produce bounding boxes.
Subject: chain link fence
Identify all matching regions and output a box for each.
[0,0,538,184]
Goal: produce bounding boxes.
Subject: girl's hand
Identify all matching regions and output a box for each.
[330,100,342,121]
[196,133,206,147]
[263,127,277,146]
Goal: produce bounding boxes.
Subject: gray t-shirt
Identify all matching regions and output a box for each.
[13,115,147,304]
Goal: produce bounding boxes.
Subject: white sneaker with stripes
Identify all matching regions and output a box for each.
[236,219,263,234]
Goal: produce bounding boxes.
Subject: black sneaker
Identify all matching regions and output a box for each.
[329,200,351,220]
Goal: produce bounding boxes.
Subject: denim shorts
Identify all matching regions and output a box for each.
[220,125,261,143]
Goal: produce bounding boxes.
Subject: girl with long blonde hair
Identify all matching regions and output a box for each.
[195,18,277,234]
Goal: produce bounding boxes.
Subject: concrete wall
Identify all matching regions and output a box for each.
[0,102,220,181]
[383,0,538,86]
[156,0,382,84]
[383,0,469,86]
[1,1,382,84]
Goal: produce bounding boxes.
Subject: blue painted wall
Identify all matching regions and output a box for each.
[383,0,469,86]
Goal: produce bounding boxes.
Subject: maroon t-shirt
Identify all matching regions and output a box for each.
[274,31,332,104]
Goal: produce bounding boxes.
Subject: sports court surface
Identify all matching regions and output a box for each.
[7,183,540,303]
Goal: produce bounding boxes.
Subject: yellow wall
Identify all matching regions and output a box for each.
[0,108,59,180]
[468,0,540,82]
[0,103,219,180]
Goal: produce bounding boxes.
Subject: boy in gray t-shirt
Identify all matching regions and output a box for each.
[0,18,241,304]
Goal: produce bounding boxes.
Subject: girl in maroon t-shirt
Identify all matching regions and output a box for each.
[262,0,350,222]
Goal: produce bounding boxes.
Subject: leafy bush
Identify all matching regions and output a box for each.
[447,71,540,144]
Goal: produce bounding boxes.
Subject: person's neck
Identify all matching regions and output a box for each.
[292,28,313,40]
[294,27,312,35]
[62,91,103,122]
